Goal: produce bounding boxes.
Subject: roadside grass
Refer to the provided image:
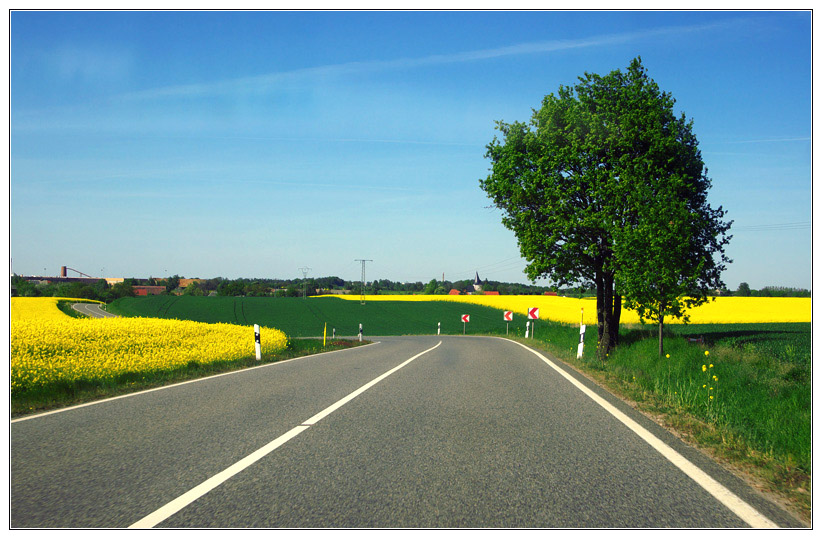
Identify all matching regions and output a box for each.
[523,320,811,522]
[11,338,367,417]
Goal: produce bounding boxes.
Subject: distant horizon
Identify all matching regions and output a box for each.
[12,269,811,292]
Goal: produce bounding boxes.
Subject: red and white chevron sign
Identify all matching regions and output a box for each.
[527,307,539,319]
[461,314,470,323]
[503,311,513,321]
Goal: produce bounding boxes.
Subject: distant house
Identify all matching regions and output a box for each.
[448,289,461,295]
[133,285,166,296]
[484,291,500,295]
[543,291,558,296]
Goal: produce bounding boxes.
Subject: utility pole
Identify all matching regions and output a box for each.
[298,266,311,299]
[354,259,372,305]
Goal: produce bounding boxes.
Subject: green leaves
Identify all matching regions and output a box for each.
[480,57,732,357]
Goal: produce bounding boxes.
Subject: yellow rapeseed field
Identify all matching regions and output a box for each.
[10,297,288,395]
[10,297,102,322]
[324,294,811,324]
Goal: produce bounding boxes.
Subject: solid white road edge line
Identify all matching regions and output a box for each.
[128,340,442,529]
[508,339,778,529]
[11,341,382,424]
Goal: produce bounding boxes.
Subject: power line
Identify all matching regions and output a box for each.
[733,221,811,232]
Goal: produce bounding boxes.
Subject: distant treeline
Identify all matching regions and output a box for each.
[734,283,812,297]
[178,276,566,297]
[11,275,810,302]
[11,276,140,302]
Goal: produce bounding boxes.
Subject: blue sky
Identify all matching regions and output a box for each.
[9,10,812,289]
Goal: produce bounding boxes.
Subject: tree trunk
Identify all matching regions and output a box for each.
[597,272,617,360]
[658,301,666,357]
[595,272,605,345]
[658,317,664,357]
[611,293,622,348]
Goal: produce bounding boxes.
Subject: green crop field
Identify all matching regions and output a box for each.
[109,295,533,337]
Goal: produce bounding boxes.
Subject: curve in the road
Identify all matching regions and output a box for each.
[72,303,118,318]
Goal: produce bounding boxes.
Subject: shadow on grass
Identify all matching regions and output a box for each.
[618,323,811,369]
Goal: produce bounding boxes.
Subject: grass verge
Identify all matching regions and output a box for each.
[55,299,94,319]
[517,320,811,524]
[11,338,368,418]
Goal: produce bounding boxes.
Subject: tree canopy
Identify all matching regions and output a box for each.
[480,57,732,358]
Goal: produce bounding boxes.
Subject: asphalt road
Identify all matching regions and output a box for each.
[10,336,804,528]
[71,302,118,318]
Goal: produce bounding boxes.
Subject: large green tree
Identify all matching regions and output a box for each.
[480,58,731,358]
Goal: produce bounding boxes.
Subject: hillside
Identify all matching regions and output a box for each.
[109,295,533,338]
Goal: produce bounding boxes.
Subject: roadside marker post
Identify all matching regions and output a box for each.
[254,324,261,360]
[527,307,539,339]
[438,322,441,335]
[578,324,587,358]
[461,314,470,335]
[525,320,530,339]
[358,323,363,342]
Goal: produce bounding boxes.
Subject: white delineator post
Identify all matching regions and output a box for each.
[438,322,441,335]
[254,324,262,360]
[578,324,587,359]
[525,320,530,339]
[359,323,363,342]
[527,307,539,339]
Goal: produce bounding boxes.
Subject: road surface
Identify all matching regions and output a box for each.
[10,336,804,528]
[72,302,118,318]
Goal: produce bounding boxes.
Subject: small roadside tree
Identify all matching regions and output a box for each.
[614,194,730,356]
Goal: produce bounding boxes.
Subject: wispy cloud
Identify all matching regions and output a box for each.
[120,19,738,102]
